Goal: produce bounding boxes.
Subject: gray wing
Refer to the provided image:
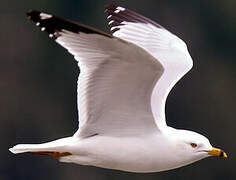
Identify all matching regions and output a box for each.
[27,10,164,138]
[105,4,193,127]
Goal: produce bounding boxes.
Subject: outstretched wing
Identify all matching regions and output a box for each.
[26,10,164,138]
[105,4,193,127]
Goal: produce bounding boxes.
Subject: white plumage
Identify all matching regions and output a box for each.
[9,4,226,173]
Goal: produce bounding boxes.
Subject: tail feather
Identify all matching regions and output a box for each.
[9,144,56,154]
[9,136,75,154]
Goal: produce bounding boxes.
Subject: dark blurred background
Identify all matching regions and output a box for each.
[1,0,235,179]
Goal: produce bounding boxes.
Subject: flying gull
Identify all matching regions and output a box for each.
[9,4,227,173]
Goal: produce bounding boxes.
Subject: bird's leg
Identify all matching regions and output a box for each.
[31,151,72,159]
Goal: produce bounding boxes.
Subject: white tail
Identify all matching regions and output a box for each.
[9,136,75,154]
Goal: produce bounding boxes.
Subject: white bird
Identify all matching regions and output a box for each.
[9,4,227,173]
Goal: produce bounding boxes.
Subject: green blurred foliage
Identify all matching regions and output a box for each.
[1,0,235,179]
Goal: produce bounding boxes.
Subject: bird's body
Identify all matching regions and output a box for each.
[59,129,200,172]
[9,4,227,173]
[12,127,208,172]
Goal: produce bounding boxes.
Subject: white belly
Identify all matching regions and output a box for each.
[60,133,194,173]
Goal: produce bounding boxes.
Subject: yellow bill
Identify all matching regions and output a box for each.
[206,147,227,158]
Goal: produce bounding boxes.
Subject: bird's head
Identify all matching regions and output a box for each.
[171,129,227,164]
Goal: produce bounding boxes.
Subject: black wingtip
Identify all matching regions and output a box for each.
[26,10,41,20]
[105,3,117,13]
[26,9,34,17]
[104,4,165,32]
[26,9,113,39]
[26,10,61,39]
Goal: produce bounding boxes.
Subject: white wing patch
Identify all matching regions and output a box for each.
[39,13,52,20]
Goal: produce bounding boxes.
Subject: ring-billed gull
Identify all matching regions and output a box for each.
[9,4,227,173]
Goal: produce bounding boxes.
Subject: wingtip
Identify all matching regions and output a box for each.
[105,3,117,13]
[26,9,33,17]
[26,9,34,16]
[26,9,40,19]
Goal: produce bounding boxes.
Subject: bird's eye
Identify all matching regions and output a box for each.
[190,143,197,148]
